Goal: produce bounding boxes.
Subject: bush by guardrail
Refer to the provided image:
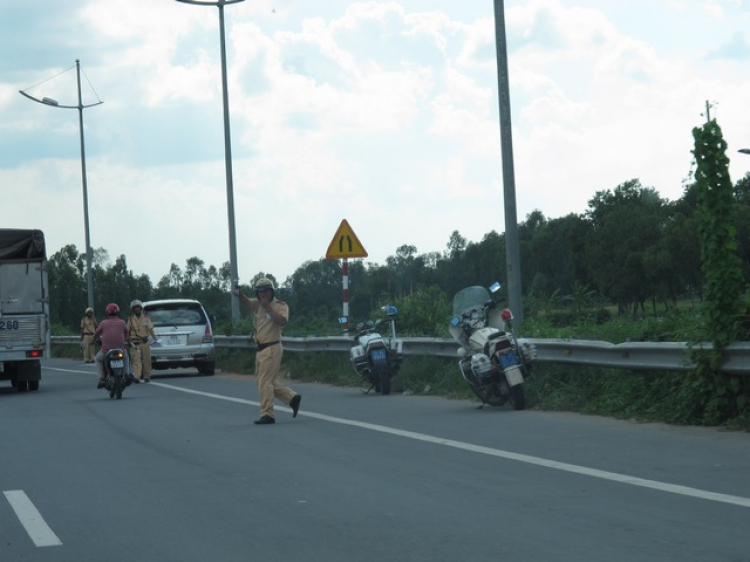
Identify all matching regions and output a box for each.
[51,336,749,375]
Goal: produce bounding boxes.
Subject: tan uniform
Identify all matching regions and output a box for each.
[247,297,295,419]
[80,315,98,362]
[127,313,155,381]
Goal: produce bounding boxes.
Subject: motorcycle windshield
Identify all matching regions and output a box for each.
[453,286,490,316]
[453,286,505,330]
[452,286,491,316]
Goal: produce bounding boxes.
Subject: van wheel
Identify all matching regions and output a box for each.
[28,381,40,391]
[16,380,28,392]
[198,362,215,376]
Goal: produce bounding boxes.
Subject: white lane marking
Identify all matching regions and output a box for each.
[3,490,63,547]
[47,366,750,509]
[154,383,750,509]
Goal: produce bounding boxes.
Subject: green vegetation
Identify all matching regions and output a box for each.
[47,117,750,429]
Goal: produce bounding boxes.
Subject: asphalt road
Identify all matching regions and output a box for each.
[1,358,748,562]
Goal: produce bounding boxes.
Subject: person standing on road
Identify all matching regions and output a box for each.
[94,303,132,388]
[127,299,158,383]
[80,307,98,363]
[233,277,301,425]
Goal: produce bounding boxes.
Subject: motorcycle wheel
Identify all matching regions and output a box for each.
[115,376,123,400]
[108,378,116,399]
[509,385,526,410]
[379,370,391,395]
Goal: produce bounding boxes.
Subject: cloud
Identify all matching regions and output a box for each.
[708,31,750,61]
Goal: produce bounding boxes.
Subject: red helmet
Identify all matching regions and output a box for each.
[105,303,120,316]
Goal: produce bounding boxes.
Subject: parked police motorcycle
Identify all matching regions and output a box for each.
[449,283,534,410]
[344,306,404,395]
[101,348,129,400]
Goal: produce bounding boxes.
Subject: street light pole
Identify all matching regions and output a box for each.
[739,149,750,155]
[20,59,102,312]
[177,0,243,324]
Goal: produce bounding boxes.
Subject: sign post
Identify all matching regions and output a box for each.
[325,219,368,332]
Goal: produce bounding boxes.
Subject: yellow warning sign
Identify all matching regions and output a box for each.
[326,219,368,259]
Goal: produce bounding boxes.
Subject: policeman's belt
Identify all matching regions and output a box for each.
[257,341,280,351]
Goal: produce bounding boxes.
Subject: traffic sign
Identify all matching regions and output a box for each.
[326,219,368,259]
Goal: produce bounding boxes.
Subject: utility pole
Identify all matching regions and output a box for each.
[493,0,523,327]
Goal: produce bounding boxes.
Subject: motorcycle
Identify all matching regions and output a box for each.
[343,306,404,395]
[101,348,129,400]
[449,282,534,410]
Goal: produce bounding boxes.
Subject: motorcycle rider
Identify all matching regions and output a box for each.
[127,299,158,383]
[233,277,301,424]
[94,303,132,389]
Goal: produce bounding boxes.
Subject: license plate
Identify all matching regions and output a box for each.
[166,335,186,346]
[499,352,517,369]
[110,360,124,368]
[370,348,387,361]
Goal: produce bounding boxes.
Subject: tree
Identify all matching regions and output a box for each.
[583,180,667,316]
[692,120,743,352]
[47,244,86,330]
[688,117,748,424]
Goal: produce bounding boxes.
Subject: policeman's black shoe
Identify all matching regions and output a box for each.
[290,394,302,418]
[254,416,276,425]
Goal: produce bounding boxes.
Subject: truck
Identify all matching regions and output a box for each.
[0,229,50,392]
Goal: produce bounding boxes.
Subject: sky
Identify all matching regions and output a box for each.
[2,0,750,287]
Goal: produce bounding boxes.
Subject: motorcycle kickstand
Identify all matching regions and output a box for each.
[362,383,376,395]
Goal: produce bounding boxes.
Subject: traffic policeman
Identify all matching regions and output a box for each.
[127,299,157,383]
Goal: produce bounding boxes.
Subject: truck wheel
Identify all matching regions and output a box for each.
[28,381,40,391]
[16,380,28,392]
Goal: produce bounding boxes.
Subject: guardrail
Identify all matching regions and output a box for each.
[51,336,750,375]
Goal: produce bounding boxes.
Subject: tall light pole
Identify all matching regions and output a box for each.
[20,59,102,311]
[493,0,523,328]
[177,0,243,324]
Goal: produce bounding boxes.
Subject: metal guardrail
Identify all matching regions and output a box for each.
[51,335,750,375]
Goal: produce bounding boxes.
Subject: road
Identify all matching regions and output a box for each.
[1,359,748,562]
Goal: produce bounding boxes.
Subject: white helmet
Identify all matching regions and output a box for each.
[130,299,143,310]
[254,277,275,297]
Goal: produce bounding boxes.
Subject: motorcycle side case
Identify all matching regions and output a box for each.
[350,344,368,375]
[470,353,494,378]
